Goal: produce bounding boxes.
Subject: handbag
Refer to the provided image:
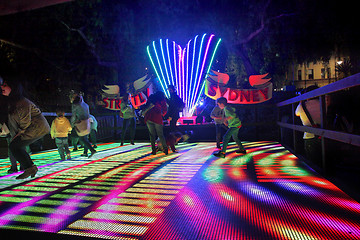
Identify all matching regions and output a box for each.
[75,118,91,136]
[0,123,10,137]
[301,101,320,128]
[301,101,321,139]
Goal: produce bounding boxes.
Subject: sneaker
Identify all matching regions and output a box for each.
[213,151,225,158]
[66,153,71,160]
[73,148,78,152]
[235,149,247,154]
[216,144,221,149]
[80,153,88,157]
[88,150,97,158]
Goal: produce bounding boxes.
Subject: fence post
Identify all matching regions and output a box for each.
[292,103,297,153]
[320,95,327,173]
[114,113,118,140]
[277,107,282,143]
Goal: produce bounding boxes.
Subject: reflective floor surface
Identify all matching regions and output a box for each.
[0,141,359,239]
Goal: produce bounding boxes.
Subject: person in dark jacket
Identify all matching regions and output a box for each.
[1,79,50,179]
[70,93,96,158]
[166,85,184,131]
[0,76,18,173]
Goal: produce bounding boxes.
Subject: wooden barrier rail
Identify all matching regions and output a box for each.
[277,73,360,173]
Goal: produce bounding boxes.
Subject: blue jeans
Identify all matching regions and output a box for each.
[221,127,244,153]
[146,120,167,153]
[215,123,227,147]
[55,137,70,160]
[121,117,136,143]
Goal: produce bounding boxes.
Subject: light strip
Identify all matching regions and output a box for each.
[177,45,182,94]
[190,34,214,111]
[189,34,206,111]
[166,39,175,86]
[191,38,222,115]
[152,41,170,98]
[187,38,194,106]
[147,45,168,97]
[173,42,179,93]
[160,39,171,86]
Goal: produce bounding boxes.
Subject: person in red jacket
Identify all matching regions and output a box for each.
[144,91,168,155]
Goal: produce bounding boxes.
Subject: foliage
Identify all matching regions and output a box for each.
[0,0,359,110]
[336,58,353,79]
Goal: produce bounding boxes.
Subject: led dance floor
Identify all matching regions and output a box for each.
[0,141,359,239]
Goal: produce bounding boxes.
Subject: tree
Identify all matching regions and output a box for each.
[0,0,359,104]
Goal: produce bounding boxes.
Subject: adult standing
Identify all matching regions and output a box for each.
[120,93,136,146]
[1,78,50,179]
[70,93,96,158]
[295,85,321,164]
[144,91,168,155]
[210,104,227,149]
[166,85,184,131]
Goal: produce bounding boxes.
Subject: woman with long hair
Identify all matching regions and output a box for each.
[1,78,50,179]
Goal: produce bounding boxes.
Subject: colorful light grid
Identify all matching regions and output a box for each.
[0,141,358,239]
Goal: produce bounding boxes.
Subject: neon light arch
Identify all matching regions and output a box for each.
[147,34,222,116]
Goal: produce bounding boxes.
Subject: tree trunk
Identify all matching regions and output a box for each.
[237,44,257,77]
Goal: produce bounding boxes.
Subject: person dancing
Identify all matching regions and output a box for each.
[1,78,50,179]
[144,91,168,155]
[213,97,246,158]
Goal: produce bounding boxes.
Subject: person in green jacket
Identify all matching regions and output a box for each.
[120,93,136,146]
[213,97,246,158]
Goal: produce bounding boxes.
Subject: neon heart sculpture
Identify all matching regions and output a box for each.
[147,34,221,116]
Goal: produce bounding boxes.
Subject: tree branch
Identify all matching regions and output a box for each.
[235,0,295,45]
[0,38,78,72]
[60,20,118,68]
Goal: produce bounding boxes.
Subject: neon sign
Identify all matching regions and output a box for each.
[147,34,222,116]
[205,71,273,104]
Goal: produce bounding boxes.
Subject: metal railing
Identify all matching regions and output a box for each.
[277,73,360,172]
[292,77,337,88]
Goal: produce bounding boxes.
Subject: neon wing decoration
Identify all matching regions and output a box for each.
[249,73,271,87]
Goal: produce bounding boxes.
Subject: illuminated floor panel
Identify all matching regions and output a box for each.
[0,141,359,239]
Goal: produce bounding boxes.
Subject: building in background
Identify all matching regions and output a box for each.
[286,53,349,89]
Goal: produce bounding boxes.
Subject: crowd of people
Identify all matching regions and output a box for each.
[0,75,249,179]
